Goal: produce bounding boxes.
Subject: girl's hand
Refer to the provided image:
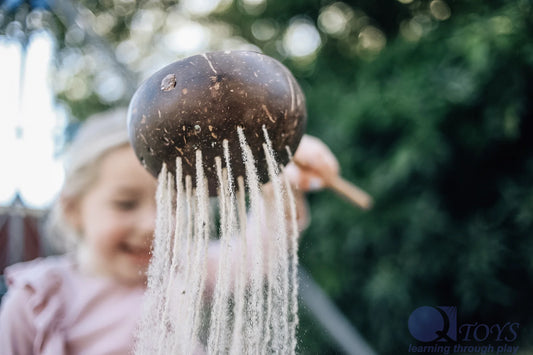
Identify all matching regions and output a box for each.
[284,135,340,192]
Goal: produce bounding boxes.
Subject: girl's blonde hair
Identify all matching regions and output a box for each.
[46,108,131,252]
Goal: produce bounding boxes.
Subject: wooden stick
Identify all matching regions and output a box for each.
[323,175,373,210]
[293,159,373,210]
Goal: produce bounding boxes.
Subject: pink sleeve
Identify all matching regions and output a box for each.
[0,258,68,355]
[0,283,38,354]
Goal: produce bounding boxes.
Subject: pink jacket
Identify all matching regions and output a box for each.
[0,256,144,355]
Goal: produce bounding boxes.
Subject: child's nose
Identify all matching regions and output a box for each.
[139,206,156,235]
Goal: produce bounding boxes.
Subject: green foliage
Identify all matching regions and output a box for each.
[291,1,533,353]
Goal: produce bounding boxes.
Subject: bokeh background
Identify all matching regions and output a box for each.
[1,0,532,354]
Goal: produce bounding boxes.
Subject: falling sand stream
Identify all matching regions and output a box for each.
[134,126,300,355]
[126,50,309,354]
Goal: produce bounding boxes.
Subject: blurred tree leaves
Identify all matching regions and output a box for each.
[291,1,533,353]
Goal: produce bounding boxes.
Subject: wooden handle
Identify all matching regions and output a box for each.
[293,158,373,210]
[324,175,373,210]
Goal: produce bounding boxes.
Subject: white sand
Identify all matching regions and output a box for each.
[135,128,300,354]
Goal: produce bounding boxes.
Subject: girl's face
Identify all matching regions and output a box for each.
[70,145,157,285]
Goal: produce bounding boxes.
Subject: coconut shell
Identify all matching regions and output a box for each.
[127,50,307,195]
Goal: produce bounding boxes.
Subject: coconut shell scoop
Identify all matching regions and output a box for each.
[127,50,306,195]
[127,50,372,209]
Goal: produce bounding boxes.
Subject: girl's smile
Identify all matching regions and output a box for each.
[118,240,152,265]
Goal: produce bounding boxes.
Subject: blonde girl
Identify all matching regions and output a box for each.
[0,108,339,354]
